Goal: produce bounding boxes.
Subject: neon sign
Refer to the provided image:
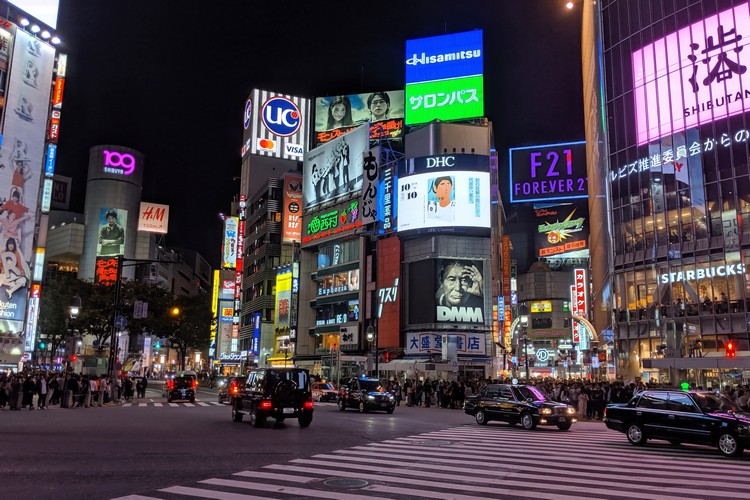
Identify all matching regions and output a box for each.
[103,150,136,176]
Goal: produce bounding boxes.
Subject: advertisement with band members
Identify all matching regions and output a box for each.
[97,208,126,257]
[303,123,368,210]
[314,90,404,147]
[435,259,485,324]
[533,200,590,258]
[398,154,490,233]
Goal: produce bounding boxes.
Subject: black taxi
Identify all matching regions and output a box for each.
[464,383,577,430]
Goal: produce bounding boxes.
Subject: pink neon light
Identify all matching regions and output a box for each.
[633,3,750,145]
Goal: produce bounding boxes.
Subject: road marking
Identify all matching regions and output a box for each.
[197,402,210,406]
[210,402,222,405]
[111,495,162,500]
[138,403,147,407]
[182,403,195,407]
[122,403,132,407]
[168,403,178,407]
[232,471,315,483]
[153,403,162,407]
[200,478,389,499]
[160,485,273,499]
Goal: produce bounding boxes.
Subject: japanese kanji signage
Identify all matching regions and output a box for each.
[571,268,587,343]
[282,173,302,243]
[509,141,587,203]
[378,159,397,233]
[534,201,589,258]
[361,146,379,225]
[221,216,238,270]
[405,30,484,125]
[95,257,118,286]
[405,332,485,355]
[633,3,750,145]
[303,201,361,244]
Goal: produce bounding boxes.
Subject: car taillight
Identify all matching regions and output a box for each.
[603,408,607,418]
[304,400,314,409]
[192,380,198,389]
[168,380,174,390]
[259,400,273,409]
[231,385,238,395]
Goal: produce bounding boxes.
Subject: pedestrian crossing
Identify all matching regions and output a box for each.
[112,423,750,499]
[120,401,224,408]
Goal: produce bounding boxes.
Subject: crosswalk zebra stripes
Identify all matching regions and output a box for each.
[113,424,750,499]
[120,401,222,408]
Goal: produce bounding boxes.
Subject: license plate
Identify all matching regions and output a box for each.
[559,417,566,423]
[381,402,387,406]
[283,407,294,414]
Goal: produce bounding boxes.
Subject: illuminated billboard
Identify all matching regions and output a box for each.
[534,201,590,258]
[221,216,238,270]
[137,202,169,234]
[397,154,490,233]
[96,208,126,257]
[314,90,405,147]
[9,1,60,28]
[243,89,311,160]
[632,3,750,145]
[302,123,369,210]
[405,30,484,125]
[509,141,587,203]
[282,173,302,243]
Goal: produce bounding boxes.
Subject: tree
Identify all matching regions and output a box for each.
[165,293,214,371]
[37,275,87,363]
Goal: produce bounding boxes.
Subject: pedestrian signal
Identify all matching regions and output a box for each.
[726,340,736,358]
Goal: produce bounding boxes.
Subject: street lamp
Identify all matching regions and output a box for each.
[519,303,530,384]
[68,295,82,369]
[366,325,378,379]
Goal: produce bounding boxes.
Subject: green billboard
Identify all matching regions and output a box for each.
[405,75,484,125]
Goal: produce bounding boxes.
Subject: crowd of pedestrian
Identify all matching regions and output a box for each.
[0,370,153,410]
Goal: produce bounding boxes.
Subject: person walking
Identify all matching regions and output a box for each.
[578,386,590,420]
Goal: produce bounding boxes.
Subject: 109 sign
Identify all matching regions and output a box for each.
[509,141,587,203]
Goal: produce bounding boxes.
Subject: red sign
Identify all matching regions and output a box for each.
[571,285,580,342]
[31,283,41,298]
[575,268,587,316]
[95,257,119,286]
[52,77,65,108]
[48,117,60,143]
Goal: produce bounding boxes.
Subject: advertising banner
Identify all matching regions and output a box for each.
[251,312,261,356]
[244,89,311,160]
[398,154,490,233]
[316,269,360,296]
[303,200,361,245]
[303,123,368,210]
[221,216,238,270]
[534,201,590,257]
[509,141,587,203]
[632,3,750,145]
[405,332,486,356]
[313,90,405,147]
[501,235,512,342]
[377,158,398,233]
[137,201,169,234]
[282,173,302,243]
[435,259,486,324]
[274,268,292,331]
[405,30,484,125]
[96,208,126,257]
[94,256,118,286]
[361,146,379,225]
[0,26,14,124]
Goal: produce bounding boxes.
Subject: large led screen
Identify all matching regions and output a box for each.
[397,154,490,233]
[632,3,750,145]
[314,90,404,147]
[405,30,484,125]
[303,123,368,210]
[509,141,587,203]
[96,208,127,257]
[243,89,311,160]
[533,200,589,258]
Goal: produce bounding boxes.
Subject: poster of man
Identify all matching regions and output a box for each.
[314,90,405,146]
[427,175,456,223]
[435,259,485,324]
[97,208,126,256]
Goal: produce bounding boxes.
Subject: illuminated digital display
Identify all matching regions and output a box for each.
[509,141,587,203]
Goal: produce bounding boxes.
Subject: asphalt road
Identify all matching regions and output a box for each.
[1,385,468,499]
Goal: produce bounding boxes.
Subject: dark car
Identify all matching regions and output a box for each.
[338,377,395,413]
[164,371,197,403]
[218,376,246,404]
[231,367,313,428]
[463,383,577,430]
[604,390,750,457]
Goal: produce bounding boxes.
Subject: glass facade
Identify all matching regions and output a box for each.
[602,0,750,378]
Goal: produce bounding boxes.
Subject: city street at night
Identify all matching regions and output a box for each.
[2,386,749,500]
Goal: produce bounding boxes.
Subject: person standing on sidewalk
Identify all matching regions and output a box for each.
[21,374,35,410]
[36,373,48,409]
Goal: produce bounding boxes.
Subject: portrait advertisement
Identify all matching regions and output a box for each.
[313,90,404,147]
[97,207,127,257]
[303,123,368,210]
[426,175,456,223]
[434,259,485,324]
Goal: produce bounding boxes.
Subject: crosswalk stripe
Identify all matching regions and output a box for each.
[231,471,316,483]
[111,495,161,500]
[201,478,391,499]
[122,403,132,407]
[138,403,147,407]
[362,484,492,500]
[159,485,272,499]
[211,402,223,405]
[182,403,195,407]
[153,403,162,407]
[197,402,210,406]
[168,403,178,407]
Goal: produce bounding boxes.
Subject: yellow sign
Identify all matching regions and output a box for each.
[530,300,552,313]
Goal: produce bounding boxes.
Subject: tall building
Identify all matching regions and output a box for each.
[593,0,750,385]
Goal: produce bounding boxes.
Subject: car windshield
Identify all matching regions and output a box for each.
[693,393,739,413]
[514,386,547,402]
[173,378,194,389]
[267,370,309,390]
[360,380,385,392]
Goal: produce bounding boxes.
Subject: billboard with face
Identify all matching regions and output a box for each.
[509,141,587,203]
[313,90,405,147]
[303,123,368,210]
[397,154,490,233]
[632,3,750,145]
[96,208,127,256]
[243,89,311,160]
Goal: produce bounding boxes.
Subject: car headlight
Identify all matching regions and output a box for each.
[540,408,552,415]
[567,407,576,414]
[388,394,395,400]
[367,395,375,400]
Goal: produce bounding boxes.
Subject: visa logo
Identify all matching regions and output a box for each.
[285,143,303,156]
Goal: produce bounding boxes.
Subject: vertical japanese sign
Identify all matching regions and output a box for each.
[95,257,119,286]
[233,196,246,351]
[221,216,238,269]
[282,173,302,243]
[501,235,512,343]
[378,159,397,233]
[570,285,580,343]
[361,146,379,225]
[632,2,750,144]
[572,268,587,343]
[251,312,261,356]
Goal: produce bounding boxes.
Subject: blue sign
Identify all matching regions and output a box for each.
[261,96,301,137]
[243,98,252,129]
[498,296,505,319]
[511,292,518,306]
[114,315,127,330]
[45,144,57,177]
[251,312,261,356]
[405,30,483,85]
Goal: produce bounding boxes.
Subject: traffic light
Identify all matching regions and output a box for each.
[154,341,161,349]
[70,354,78,362]
[39,340,46,349]
[726,339,736,358]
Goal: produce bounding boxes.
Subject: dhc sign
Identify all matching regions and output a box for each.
[660,263,747,284]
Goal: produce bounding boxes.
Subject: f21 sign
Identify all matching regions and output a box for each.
[509,141,587,203]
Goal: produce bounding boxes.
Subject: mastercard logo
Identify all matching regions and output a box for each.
[257,138,277,151]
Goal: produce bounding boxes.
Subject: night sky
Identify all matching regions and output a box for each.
[53,0,584,266]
